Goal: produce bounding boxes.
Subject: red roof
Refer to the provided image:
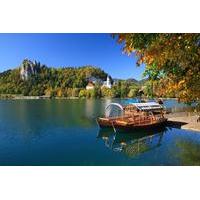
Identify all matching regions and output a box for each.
[87,82,95,87]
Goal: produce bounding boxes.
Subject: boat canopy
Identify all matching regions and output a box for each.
[130,102,163,111]
[105,103,124,117]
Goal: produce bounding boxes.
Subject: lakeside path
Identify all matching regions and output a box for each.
[166,112,200,132]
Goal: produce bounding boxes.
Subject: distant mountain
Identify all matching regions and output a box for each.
[138,78,148,85]
[126,78,139,84]
[113,77,147,85]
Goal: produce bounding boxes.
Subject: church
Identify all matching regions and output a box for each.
[102,76,112,89]
[86,76,112,90]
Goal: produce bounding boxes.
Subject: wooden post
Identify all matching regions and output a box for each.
[111,121,116,133]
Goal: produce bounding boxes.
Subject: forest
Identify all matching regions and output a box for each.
[0,59,142,98]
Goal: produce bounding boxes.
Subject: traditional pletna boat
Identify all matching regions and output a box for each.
[96,102,167,131]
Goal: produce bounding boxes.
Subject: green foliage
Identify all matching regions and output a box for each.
[79,89,87,98]
[111,81,139,98]
[143,81,153,98]
[79,87,101,99]
[0,63,107,97]
[72,88,80,97]
[128,87,139,98]
[101,87,113,97]
[114,33,200,104]
[0,60,141,99]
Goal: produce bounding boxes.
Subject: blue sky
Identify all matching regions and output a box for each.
[0,33,145,80]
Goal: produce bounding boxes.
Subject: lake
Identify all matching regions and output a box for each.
[0,99,199,166]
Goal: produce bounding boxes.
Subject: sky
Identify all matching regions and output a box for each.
[0,33,145,80]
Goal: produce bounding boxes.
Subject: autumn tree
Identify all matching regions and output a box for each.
[113,33,200,106]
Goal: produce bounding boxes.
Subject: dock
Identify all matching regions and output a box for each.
[166,112,200,132]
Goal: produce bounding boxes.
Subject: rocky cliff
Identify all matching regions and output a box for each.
[20,59,40,80]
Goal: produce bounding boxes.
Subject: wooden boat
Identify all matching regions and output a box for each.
[97,102,167,131]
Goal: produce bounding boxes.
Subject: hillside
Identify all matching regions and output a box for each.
[0,59,143,98]
[0,59,108,97]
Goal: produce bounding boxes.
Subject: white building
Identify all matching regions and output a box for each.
[86,82,95,90]
[102,76,112,89]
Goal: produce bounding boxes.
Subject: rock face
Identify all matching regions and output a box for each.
[20,59,40,80]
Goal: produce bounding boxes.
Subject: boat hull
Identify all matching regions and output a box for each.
[97,117,168,131]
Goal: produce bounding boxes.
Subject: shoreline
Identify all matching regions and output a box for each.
[0,95,79,100]
[0,94,178,100]
[166,112,200,132]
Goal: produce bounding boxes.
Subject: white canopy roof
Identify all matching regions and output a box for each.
[105,103,124,117]
[130,102,163,111]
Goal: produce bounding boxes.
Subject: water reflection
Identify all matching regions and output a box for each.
[97,127,168,158]
[175,138,200,166]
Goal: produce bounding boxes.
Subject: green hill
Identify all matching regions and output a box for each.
[0,59,108,97]
[0,59,142,98]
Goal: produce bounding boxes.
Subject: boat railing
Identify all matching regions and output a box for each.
[124,114,163,125]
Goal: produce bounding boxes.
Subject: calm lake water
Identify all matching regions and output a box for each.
[0,99,199,166]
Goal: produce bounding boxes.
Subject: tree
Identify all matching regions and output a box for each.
[72,88,79,97]
[120,81,129,98]
[113,33,200,106]
[128,87,139,98]
[0,60,108,98]
[56,88,63,97]
[101,87,113,97]
[79,89,87,98]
